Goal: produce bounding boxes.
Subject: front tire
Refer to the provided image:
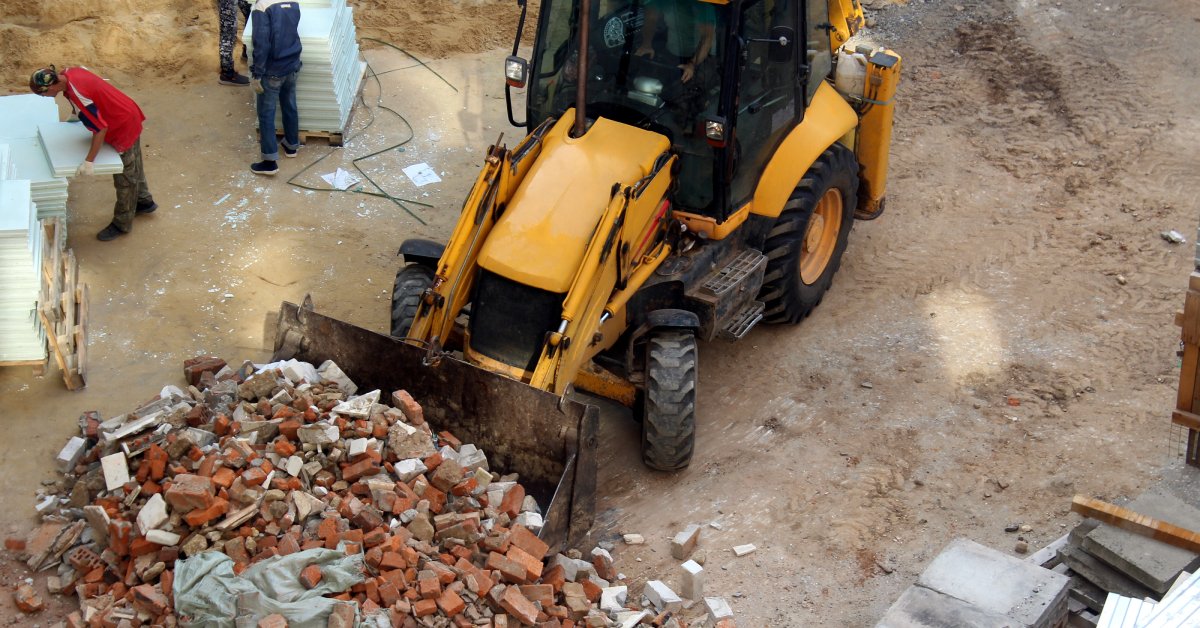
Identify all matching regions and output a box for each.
[390,264,434,338]
[642,330,697,471]
[760,144,858,324]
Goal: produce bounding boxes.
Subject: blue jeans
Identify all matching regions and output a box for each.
[257,71,299,161]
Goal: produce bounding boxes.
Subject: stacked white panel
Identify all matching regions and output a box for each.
[0,179,47,362]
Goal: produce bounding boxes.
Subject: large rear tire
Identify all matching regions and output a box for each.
[390,264,434,338]
[642,330,697,471]
[760,144,858,324]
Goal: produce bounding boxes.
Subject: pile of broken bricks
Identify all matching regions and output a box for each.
[8,354,736,627]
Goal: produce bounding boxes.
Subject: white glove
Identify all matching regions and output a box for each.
[75,160,94,176]
[251,78,264,94]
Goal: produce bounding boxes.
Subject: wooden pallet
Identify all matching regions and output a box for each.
[37,217,87,390]
[257,107,356,148]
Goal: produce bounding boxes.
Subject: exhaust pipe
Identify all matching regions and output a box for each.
[572,0,591,138]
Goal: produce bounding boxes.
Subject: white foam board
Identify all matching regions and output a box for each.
[37,123,124,177]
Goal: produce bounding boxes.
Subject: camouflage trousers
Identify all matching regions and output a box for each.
[218,0,252,74]
[112,139,154,232]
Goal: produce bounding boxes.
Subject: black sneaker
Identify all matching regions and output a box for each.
[96,223,128,241]
[280,143,298,158]
[136,201,158,215]
[251,160,279,176]
[219,71,250,86]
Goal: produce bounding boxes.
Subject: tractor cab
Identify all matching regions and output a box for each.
[507,0,830,225]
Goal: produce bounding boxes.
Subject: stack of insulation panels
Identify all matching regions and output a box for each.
[0,95,67,223]
[243,0,365,133]
[0,177,46,362]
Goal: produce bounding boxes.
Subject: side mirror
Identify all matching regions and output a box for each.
[768,26,796,63]
[505,56,529,88]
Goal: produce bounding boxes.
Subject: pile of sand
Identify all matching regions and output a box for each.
[0,0,531,90]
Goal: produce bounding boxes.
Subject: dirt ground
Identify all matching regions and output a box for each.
[2,0,1200,625]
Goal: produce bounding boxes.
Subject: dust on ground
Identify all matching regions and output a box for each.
[2,0,1200,625]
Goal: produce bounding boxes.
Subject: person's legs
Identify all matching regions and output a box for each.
[279,72,300,151]
[110,145,144,233]
[217,0,237,76]
[257,76,282,161]
[124,139,155,208]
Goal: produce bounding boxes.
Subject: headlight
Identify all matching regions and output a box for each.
[505,56,529,88]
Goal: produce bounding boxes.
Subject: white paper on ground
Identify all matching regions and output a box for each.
[402,162,441,187]
[320,168,360,190]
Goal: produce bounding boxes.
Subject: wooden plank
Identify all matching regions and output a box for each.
[1071,495,1200,554]
[0,359,48,367]
[1178,343,1199,410]
[1173,409,1200,431]
[1183,290,1200,345]
[74,283,88,386]
[37,309,80,391]
[1190,272,1200,293]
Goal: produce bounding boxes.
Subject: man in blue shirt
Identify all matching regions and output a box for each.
[249,0,302,175]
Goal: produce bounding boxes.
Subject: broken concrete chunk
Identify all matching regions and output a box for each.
[600,585,628,613]
[101,452,131,491]
[136,494,168,535]
[732,544,756,557]
[394,458,428,482]
[238,370,278,401]
[57,436,87,472]
[388,422,436,460]
[704,596,734,621]
[332,389,380,418]
[145,529,181,546]
[681,560,704,600]
[645,580,682,613]
[672,523,701,560]
[318,360,357,396]
[297,422,340,445]
[622,534,645,545]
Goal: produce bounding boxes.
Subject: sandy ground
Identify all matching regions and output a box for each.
[3,0,1200,625]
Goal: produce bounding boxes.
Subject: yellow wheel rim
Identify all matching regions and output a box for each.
[800,188,843,285]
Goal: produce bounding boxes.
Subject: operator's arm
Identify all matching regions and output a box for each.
[680,22,713,83]
[637,5,660,58]
[85,128,106,162]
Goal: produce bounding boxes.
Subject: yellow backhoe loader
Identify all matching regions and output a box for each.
[273,0,900,549]
[397,0,900,470]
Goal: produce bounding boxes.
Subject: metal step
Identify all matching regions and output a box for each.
[720,300,764,341]
[701,250,767,298]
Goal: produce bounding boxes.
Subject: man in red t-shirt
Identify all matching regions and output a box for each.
[29,66,158,241]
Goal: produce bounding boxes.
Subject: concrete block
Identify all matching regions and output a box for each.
[704,597,734,621]
[145,529,181,546]
[671,523,701,559]
[1058,544,1155,600]
[100,452,130,491]
[733,543,756,557]
[918,538,1070,628]
[1081,492,1200,595]
[875,584,1016,627]
[616,610,651,628]
[681,559,704,600]
[136,494,168,535]
[347,438,368,457]
[514,511,543,534]
[645,580,682,613]
[297,422,339,445]
[56,437,86,471]
[600,585,628,613]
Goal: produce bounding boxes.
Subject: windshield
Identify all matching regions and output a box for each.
[528,0,730,211]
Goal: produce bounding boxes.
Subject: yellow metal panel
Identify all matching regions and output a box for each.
[828,0,865,50]
[751,83,859,220]
[857,50,902,214]
[477,110,670,293]
[672,204,750,240]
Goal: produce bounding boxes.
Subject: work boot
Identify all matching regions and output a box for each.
[219,71,250,86]
[136,200,158,215]
[96,223,128,241]
[251,160,278,176]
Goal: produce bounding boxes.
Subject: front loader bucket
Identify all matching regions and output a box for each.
[272,300,598,554]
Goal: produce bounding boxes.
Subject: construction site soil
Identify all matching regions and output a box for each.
[2,0,1200,625]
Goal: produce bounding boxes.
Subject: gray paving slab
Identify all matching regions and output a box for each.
[1082,492,1200,596]
[875,585,1020,628]
[1058,544,1156,600]
[918,538,1070,628]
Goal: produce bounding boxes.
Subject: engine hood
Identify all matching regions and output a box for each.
[477,110,670,294]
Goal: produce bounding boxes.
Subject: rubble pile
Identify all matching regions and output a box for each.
[16,355,704,627]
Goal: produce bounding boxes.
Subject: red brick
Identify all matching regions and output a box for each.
[498,586,540,625]
[437,588,466,617]
[486,551,527,584]
[378,580,401,607]
[5,537,26,551]
[506,545,543,580]
[131,584,168,615]
[184,356,226,386]
[499,484,525,518]
[418,576,441,599]
[13,584,43,613]
[508,525,549,560]
[380,551,406,571]
[273,440,297,457]
[241,466,268,486]
[391,390,425,425]
[518,584,554,607]
[211,466,236,489]
[279,419,302,440]
[164,474,215,513]
[342,458,380,483]
[580,578,602,603]
[299,564,322,589]
[540,564,566,593]
[184,497,229,527]
[413,598,438,617]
